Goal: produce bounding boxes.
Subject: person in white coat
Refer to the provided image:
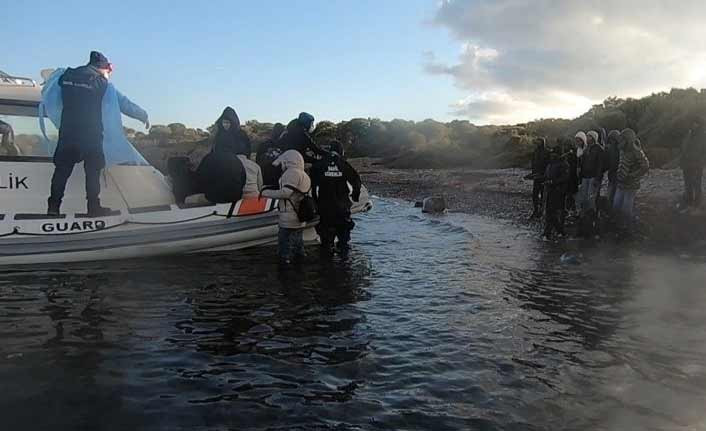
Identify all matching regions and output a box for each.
[236,152,263,198]
[260,150,311,264]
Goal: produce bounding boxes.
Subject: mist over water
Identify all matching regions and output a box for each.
[1,198,705,430]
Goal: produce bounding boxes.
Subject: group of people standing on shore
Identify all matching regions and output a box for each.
[530,128,651,240]
[531,116,705,240]
[185,108,362,265]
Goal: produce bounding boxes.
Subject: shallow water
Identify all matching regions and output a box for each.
[1,198,705,431]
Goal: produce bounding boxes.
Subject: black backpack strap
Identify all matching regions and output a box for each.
[283,184,311,194]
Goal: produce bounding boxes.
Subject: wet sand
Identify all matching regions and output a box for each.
[352,158,706,247]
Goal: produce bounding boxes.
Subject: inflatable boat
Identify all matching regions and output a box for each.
[0,70,371,265]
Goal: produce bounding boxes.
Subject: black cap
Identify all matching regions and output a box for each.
[89,51,110,69]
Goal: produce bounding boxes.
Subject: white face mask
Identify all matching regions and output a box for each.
[308,122,316,133]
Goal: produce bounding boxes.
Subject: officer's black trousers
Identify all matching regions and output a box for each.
[49,158,102,204]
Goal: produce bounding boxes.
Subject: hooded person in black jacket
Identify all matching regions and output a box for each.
[606,130,621,207]
[543,145,570,238]
[256,122,286,186]
[213,107,251,157]
[311,140,362,255]
[193,107,248,203]
[680,116,706,209]
[561,137,579,214]
[280,112,327,163]
[530,137,549,218]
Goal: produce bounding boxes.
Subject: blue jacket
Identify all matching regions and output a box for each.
[40,68,149,166]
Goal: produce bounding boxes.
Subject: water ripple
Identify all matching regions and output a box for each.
[0,199,705,430]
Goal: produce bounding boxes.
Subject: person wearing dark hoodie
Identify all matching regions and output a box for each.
[212,106,251,157]
[562,137,579,214]
[680,116,706,209]
[580,131,604,207]
[594,128,609,208]
[194,108,247,203]
[605,130,621,208]
[311,140,362,255]
[280,112,327,163]
[256,122,286,186]
[542,145,569,239]
[529,137,549,218]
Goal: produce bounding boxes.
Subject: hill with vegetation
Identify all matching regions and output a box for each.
[130,87,706,171]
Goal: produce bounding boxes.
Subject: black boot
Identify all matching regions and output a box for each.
[47,198,61,216]
[87,199,113,217]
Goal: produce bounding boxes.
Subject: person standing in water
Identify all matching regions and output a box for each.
[605,130,621,210]
[529,137,549,219]
[47,51,149,217]
[260,150,312,265]
[614,128,650,233]
[311,140,362,256]
[543,145,569,239]
[680,116,705,210]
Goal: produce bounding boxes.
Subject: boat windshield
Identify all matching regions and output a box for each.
[0,105,56,158]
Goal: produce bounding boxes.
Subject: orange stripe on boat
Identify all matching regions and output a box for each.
[237,197,269,215]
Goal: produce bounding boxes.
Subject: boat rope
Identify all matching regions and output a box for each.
[0,210,270,238]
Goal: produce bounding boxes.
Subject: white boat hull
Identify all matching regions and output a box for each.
[0,161,372,265]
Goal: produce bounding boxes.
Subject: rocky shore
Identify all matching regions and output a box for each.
[351,158,706,247]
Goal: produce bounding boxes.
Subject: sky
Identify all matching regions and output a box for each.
[3,0,706,128]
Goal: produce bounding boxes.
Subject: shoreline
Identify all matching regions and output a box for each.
[352,158,706,249]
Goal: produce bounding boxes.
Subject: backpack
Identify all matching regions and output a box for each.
[284,185,318,222]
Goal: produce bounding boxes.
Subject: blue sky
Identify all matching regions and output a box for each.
[2,0,462,129]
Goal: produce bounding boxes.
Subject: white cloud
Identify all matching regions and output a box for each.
[428,0,706,124]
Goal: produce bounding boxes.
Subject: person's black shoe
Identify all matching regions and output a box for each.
[320,245,335,258]
[47,198,61,216]
[87,200,113,217]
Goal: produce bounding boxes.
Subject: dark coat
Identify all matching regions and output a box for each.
[606,137,621,181]
[256,140,284,186]
[196,151,246,203]
[311,153,362,222]
[213,107,251,156]
[544,158,569,211]
[55,65,108,166]
[565,149,579,194]
[256,125,286,186]
[580,143,604,179]
[281,120,326,163]
[681,128,706,169]
[531,144,549,177]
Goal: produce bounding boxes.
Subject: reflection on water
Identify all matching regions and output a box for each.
[1,199,705,430]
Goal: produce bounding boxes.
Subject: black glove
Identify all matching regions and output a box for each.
[352,190,361,202]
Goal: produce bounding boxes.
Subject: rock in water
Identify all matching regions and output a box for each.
[560,253,581,265]
[422,196,447,214]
